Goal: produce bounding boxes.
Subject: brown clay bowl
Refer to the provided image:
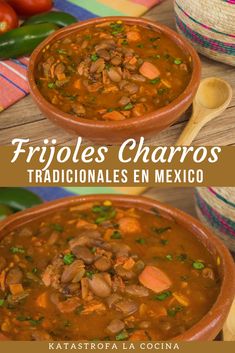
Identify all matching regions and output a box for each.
[28,17,201,144]
[0,194,234,341]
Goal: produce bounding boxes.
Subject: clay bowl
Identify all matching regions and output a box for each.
[0,194,234,341]
[28,17,201,144]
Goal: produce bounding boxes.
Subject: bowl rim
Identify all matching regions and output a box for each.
[0,194,234,341]
[28,16,201,130]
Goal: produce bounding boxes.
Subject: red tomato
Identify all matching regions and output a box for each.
[0,1,19,34]
[7,0,53,17]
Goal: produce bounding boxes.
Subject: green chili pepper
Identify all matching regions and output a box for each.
[0,188,42,211]
[0,23,58,60]
[23,11,77,28]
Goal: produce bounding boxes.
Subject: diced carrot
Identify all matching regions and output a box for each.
[139,61,160,79]
[118,217,141,234]
[74,79,81,89]
[9,284,24,295]
[102,111,125,121]
[129,56,137,65]
[76,219,97,230]
[0,271,6,291]
[139,265,172,293]
[127,31,141,42]
[36,292,48,309]
[123,258,135,270]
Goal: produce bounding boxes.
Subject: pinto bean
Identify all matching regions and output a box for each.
[107,67,122,82]
[96,49,111,61]
[106,293,122,308]
[118,96,130,107]
[124,83,138,95]
[115,299,138,316]
[111,56,122,66]
[131,74,146,82]
[110,242,130,257]
[106,319,125,334]
[6,267,23,285]
[90,58,105,74]
[125,285,149,297]
[94,257,112,271]
[61,260,85,283]
[88,274,112,298]
[57,297,81,313]
[72,246,94,265]
[95,40,115,51]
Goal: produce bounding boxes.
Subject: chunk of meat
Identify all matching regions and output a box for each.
[118,217,141,234]
[107,67,122,82]
[125,285,149,297]
[115,265,135,280]
[115,299,138,316]
[72,103,86,116]
[106,319,125,334]
[82,300,106,315]
[103,111,125,121]
[31,330,52,341]
[5,267,23,286]
[36,292,48,309]
[132,103,146,117]
[72,246,94,265]
[139,62,160,79]
[41,257,63,289]
[57,297,81,313]
[88,274,112,298]
[127,31,141,42]
[139,265,172,293]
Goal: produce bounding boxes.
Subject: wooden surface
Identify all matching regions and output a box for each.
[0,0,234,146]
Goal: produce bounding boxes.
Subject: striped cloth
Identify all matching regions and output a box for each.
[0,0,162,111]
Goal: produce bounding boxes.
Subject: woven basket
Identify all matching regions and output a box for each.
[174,0,235,66]
[195,187,235,252]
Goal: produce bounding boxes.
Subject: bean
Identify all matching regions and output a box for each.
[72,246,94,265]
[88,274,112,298]
[106,319,125,334]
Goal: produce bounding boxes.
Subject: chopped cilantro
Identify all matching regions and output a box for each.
[174,58,182,65]
[153,291,172,301]
[51,223,64,232]
[10,246,25,254]
[0,299,5,307]
[167,306,183,317]
[166,254,173,261]
[123,103,133,110]
[91,54,99,62]
[150,77,161,84]
[111,230,122,239]
[153,226,171,234]
[136,238,146,245]
[160,239,168,246]
[48,82,55,89]
[63,253,75,265]
[192,261,205,270]
[116,330,129,341]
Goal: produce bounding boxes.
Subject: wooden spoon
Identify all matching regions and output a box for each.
[176,77,232,146]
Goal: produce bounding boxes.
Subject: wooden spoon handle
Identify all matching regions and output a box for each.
[176,116,205,146]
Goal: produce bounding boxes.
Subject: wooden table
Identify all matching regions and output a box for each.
[0,0,235,146]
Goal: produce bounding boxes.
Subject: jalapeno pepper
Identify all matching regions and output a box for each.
[0,188,42,212]
[0,204,13,221]
[23,11,77,28]
[0,23,58,59]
